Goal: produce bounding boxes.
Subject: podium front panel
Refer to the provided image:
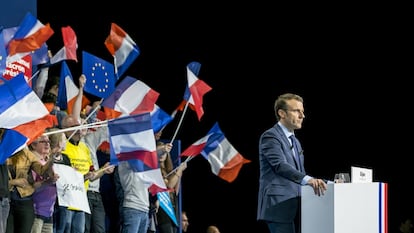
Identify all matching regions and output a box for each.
[302,182,388,233]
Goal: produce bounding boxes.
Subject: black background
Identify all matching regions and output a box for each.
[37,3,411,233]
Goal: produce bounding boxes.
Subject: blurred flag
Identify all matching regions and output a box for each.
[1,54,32,87]
[102,76,159,119]
[82,51,115,99]
[1,26,17,45]
[6,12,54,63]
[0,128,28,164]
[33,66,49,98]
[31,43,50,66]
[0,31,8,74]
[0,73,49,128]
[104,23,140,79]
[50,26,78,64]
[177,61,212,121]
[150,104,174,133]
[57,61,89,115]
[181,122,251,182]
[13,114,55,145]
[108,112,158,169]
[140,168,170,195]
[157,191,178,226]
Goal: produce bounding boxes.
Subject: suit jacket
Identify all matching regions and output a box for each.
[257,123,306,223]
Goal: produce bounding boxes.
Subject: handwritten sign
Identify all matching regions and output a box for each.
[53,163,91,214]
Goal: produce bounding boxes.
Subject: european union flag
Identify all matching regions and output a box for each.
[82,51,115,98]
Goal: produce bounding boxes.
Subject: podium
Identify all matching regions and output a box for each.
[301,182,388,233]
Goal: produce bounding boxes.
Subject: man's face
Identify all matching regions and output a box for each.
[63,117,82,142]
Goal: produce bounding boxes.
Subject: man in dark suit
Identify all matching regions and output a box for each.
[257,93,328,233]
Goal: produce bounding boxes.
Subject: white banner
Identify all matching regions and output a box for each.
[53,163,91,214]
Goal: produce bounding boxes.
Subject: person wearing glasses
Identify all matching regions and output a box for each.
[29,130,62,233]
[257,93,328,233]
[5,137,55,233]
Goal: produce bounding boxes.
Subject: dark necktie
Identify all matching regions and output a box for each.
[290,135,301,171]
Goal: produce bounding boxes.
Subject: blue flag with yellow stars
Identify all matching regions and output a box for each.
[82,51,115,98]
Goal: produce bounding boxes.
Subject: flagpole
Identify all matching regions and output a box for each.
[43,121,108,136]
[170,101,190,143]
[164,155,194,178]
[27,69,40,83]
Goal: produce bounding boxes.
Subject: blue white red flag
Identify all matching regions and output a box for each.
[177,61,212,121]
[6,12,54,63]
[181,122,251,182]
[102,76,159,119]
[0,128,28,164]
[0,73,49,129]
[108,112,158,169]
[82,51,115,99]
[56,61,77,112]
[140,168,170,195]
[104,23,140,79]
[150,104,174,133]
[56,61,88,115]
[13,114,55,145]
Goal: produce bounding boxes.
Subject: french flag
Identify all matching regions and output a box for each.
[179,61,212,121]
[0,128,28,164]
[50,26,78,64]
[102,76,159,119]
[150,104,174,133]
[0,73,49,129]
[6,12,54,63]
[13,114,55,145]
[108,112,158,169]
[56,61,88,115]
[140,168,171,195]
[104,23,140,79]
[181,122,251,182]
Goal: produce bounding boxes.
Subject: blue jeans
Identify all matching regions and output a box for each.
[121,207,148,233]
[85,191,106,233]
[0,198,10,233]
[54,206,85,233]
